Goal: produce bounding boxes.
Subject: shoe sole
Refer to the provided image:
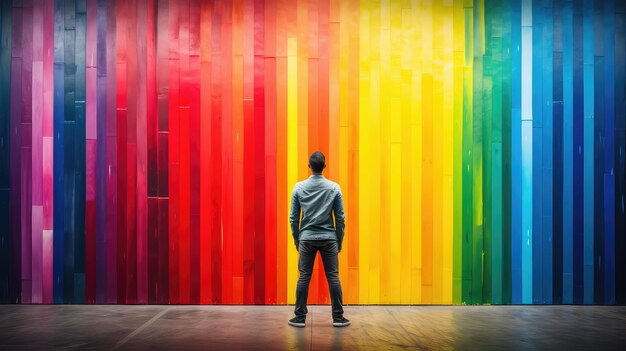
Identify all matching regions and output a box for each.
[333,321,351,327]
[288,321,306,328]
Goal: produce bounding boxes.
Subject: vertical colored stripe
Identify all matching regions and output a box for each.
[0,0,624,306]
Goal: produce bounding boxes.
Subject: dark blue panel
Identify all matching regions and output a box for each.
[542,3,555,305]
[552,0,564,303]
[532,0,545,304]
[53,62,65,304]
[572,0,585,305]
[0,0,12,304]
[613,10,626,305]
[594,53,605,303]
[603,0,616,305]
[592,0,606,305]
[64,120,76,303]
[74,7,86,304]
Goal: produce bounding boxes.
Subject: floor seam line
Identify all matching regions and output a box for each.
[112,307,170,350]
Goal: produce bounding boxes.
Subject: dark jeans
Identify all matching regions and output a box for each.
[295,240,344,319]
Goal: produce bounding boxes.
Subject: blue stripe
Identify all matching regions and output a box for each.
[532,0,544,304]
[0,1,12,304]
[572,0,585,305]
[521,0,533,305]
[552,0,564,304]
[612,5,626,305]
[592,0,605,304]
[511,0,523,304]
[582,0,594,305]
[53,0,65,304]
[74,4,87,304]
[603,0,615,305]
[541,0,554,305]
[562,0,574,304]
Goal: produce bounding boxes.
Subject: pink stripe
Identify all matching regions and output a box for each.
[31,208,43,303]
[42,230,53,304]
[41,1,54,236]
[136,0,148,304]
[32,0,45,305]
[87,67,98,140]
[32,53,43,303]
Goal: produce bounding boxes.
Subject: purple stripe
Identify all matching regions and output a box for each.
[105,0,117,303]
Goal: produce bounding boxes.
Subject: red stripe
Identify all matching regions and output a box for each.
[275,0,288,303]
[242,0,255,305]
[125,0,139,304]
[156,0,170,305]
[115,0,128,303]
[199,0,212,304]
[263,0,277,304]
[168,0,180,304]
[253,0,266,305]
[317,0,331,305]
[146,0,158,304]
[178,0,191,304]
[210,3,223,303]
[188,0,201,305]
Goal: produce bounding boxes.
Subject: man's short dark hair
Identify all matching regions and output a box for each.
[309,151,326,173]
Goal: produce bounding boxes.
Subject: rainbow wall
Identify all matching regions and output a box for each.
[0,0,625,305]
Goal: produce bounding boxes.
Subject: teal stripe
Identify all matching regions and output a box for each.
[521,0,533,304]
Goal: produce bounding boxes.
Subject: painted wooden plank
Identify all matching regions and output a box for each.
[209,1,223,304]
[21,2,34,305]
[156,0,169,305]
[612,4,626,305]
[592,0,605,304]
[242,0,255,305]
[263,0,277,305]
[104,0,117,304]
[541,0,554,305]
[135,0,149,305]
[146,0,158,304]
[84,0,97,305]
[253,0,266,305]
[572,0,585,305]
[188,0,201,305]
[32,0,45,304]
[0,0,12,305]
[582,0,594,305]
[177,0,190,305]
[220,0,234,304]
[562,0,574,304]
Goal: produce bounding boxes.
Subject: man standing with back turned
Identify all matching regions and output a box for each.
[288,151,351,328]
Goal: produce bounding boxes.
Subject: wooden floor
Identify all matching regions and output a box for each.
[0,305,625,350]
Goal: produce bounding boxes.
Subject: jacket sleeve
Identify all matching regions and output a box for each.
[289,185,301,244]
[333,185,346,248]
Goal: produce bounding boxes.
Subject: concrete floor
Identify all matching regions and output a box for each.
[0,305,625,350]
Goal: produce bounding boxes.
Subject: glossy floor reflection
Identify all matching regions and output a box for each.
[0,305,625,350]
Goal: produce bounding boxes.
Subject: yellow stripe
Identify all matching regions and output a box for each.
[358,0,371,304]
[287,37,298,304]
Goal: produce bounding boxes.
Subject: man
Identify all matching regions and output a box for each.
[288,151,350,328]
